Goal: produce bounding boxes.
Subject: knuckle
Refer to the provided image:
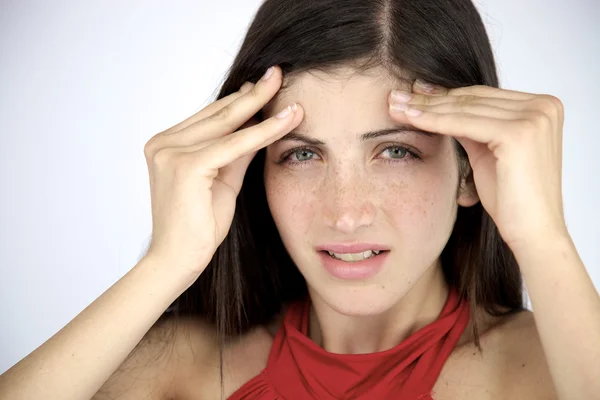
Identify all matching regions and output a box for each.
[152,147,177,166]
[550,95,564,112]
[209,107,238,133]
[143,140,154,158]
[532,111,551,128]
[544,94,564,115]
[518,112,548,134]
[248,84,261,98]
[212,105,231,121]
[456,95,475,110]
[152,149,199,176]
[529,95,563,119]
[144,135,163,158]
[530,95,552,110]
[220,130,241,148]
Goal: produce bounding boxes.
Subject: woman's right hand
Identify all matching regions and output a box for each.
[142,65,303,278]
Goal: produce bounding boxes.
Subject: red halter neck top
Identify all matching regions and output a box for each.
[228,286,470,399]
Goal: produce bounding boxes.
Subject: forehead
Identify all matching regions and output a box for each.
[263,65,412,121]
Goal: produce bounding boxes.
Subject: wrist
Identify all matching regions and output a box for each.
[135,254,201,293]
[510,230,575,267]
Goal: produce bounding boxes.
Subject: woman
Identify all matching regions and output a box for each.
[1,0,598,399]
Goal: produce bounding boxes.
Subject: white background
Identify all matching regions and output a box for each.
[1,0,598,374]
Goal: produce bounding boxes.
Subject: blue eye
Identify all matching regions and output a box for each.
[382,146,409,159]
[379,145,421,163]
[277,144,420,166]
[278,147,319,165]
[292,148,315,162]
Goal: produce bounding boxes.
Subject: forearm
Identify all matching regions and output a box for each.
[0,256,196,400]
[514,234,600,399]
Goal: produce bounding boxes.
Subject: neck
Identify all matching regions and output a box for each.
[307,261,449,354]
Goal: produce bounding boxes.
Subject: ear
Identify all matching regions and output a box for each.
[457,163,480,208]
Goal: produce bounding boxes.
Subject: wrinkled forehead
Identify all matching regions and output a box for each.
[263,65,414,119]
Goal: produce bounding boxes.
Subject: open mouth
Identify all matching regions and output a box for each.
[323,249,389,262]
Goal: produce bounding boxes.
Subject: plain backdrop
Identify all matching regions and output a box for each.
[1,0,599,374]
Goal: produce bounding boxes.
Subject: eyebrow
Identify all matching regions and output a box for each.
[273,125,438,146]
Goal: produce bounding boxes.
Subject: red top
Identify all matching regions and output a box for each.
[228,287,470,400]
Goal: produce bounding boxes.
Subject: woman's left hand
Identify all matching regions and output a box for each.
[388,80,568,253]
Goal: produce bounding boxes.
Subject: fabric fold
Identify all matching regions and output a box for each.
[229,286,470,400]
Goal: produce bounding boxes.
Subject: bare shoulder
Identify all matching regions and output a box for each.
[93,313,260,400]
[489,310,557,398]
[170,315,275,400]
[434,309,557,400]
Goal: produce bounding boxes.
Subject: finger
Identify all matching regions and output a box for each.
[412,79,536,101]
[410,101,525,121]
[161,82,255,135]
[153,116,262,159]
[161,65,284,147]
[216,151,257,196]
[188,65,284,139]
[189,81,255,124]
[179,117,264,153]
[410,79,450,96]
[449,85,537,101]
[212,118,261,194]
[396,107,513,144]
[401,91,534,112]
[198,103,303,170]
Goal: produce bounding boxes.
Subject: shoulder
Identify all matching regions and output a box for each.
[436,308,557,399]
[93,315,183,399]
[485,310,557,398]
[96,314,259,400]
[167,315,275,400]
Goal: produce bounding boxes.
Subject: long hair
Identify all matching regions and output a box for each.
[161,0,524,391]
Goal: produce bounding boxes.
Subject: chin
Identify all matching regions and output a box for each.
[308,279,413,317]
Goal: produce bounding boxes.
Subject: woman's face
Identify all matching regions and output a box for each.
[262,66,477,316]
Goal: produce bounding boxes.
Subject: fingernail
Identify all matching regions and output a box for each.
[390,102,408,112]
[276,103,296,119]
[415,79,435,92]
[390,90,412,103]
[262,66,275,81]
[405,107,423,117]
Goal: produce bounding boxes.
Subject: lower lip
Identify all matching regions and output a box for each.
[318,251,388,280]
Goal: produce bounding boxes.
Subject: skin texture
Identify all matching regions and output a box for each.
[180,64,597,399]
[262,66,479,354]
[392,74,600,399]
[170,65,579,399]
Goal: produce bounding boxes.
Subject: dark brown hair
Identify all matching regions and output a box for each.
[158,0,524,394]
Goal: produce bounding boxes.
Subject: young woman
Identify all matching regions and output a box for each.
[1,0,599,399]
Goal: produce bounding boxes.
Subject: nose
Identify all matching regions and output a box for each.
[321,170,376,234]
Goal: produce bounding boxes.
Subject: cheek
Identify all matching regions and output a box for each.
[380,169,458,243]
[264,167,319,238]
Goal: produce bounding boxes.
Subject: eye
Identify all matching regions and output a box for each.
[378,145,421,163]
[277,147,321,165]
[382,146,409,159]
[292,148,315,162]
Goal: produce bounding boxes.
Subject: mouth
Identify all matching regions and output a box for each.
[316,247,390,280]
[323,249,388,262]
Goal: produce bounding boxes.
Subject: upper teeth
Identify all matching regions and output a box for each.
[327,250,381,262]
